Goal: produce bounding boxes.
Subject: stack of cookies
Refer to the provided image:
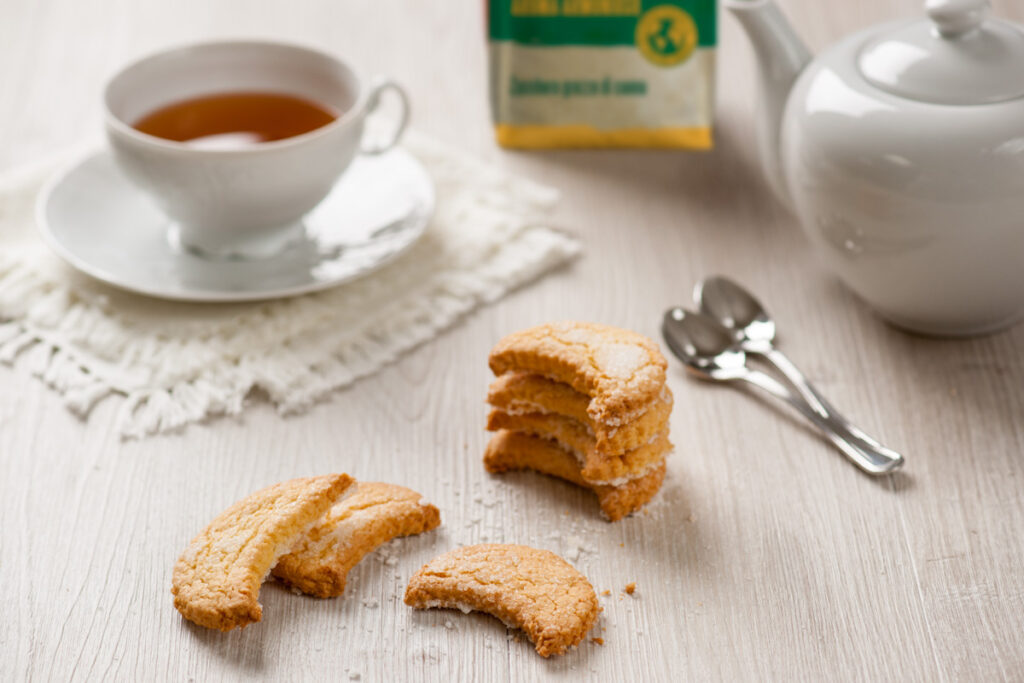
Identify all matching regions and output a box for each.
[483,321,673,521]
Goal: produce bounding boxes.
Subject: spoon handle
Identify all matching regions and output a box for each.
[761,347,829,416]
[758,347,904,470]
[740,368,904,475]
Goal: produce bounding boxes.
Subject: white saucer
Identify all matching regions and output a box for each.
[37,148,434,302]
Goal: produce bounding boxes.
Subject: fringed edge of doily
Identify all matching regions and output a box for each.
[0,226,580,437]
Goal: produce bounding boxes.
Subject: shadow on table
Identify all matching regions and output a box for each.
[501,121,780,232]
[749,274,1024,509]
[181,619,267,673]
[610,461,713,572]
[178,571,374,673]
[483,469,603,524]
[825,278,1024,449]
[666,361,919,494]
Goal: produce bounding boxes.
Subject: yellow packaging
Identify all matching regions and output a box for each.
[487,0,717,149]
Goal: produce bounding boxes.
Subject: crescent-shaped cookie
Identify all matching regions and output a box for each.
[172,473,354,631]
[488,321,668,424]
[272,482,441,598]
[404,543,600,657]
[487,372,673,455]
[484,430,666,521]
[487,409,671,484]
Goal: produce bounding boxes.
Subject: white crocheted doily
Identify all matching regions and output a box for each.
[0,133,580,437]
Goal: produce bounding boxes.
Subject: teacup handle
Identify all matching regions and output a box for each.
[360,78,410,155]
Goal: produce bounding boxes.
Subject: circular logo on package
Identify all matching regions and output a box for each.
[636,5,699,67]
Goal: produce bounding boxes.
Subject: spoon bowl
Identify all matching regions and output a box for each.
[695,276,776,348]
[662,307,749,380]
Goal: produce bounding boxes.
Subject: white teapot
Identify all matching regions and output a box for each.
[727,0,1024,336]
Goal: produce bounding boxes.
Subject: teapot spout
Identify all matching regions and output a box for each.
[725,0,812,208]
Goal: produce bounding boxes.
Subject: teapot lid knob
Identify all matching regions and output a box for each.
[926,0,989,38]
[860,0,1024,104]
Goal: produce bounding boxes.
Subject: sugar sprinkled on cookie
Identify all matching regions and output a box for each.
[273,481,440,599]
[404,543,600,657]
[171,473,354,631]
[483,430,666,521]
[593,342,649,379]
[486,409,671,484]
[488,321,668,424]
[487,372,674,455]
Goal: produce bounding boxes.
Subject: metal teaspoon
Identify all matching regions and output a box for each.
[661,307,903,475]
[694,275,904,472]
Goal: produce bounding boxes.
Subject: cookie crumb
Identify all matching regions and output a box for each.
[591,637,604,645]
[601,589,611,597]
[564,534,585,561]
[624,582,636,595]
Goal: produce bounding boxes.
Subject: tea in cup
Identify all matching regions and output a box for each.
[104,40,409,258]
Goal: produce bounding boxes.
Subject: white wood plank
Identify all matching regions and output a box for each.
[2,0,1024,680]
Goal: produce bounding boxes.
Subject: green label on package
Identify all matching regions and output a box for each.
[487,0,717,148]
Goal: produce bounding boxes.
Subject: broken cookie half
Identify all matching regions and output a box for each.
[172,473,354,631]
[273,481,441,598]
[172,476,440,630]
[404,543,600,657]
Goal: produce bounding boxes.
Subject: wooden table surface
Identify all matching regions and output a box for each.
[3,0,1024,680]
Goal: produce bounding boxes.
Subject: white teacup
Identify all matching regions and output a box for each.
[104,40,409,258]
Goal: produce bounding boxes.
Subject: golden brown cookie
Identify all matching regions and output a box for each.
[487,372,593,425]
[488,321,668,425]
[487,409,670,485]
[272,482,441,598]
[487,372,673,455]
[172,473,354,631]
[483,430,666,521]
[404,543,599,657]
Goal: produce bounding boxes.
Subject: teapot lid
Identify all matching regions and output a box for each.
[858,0,1024,105]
